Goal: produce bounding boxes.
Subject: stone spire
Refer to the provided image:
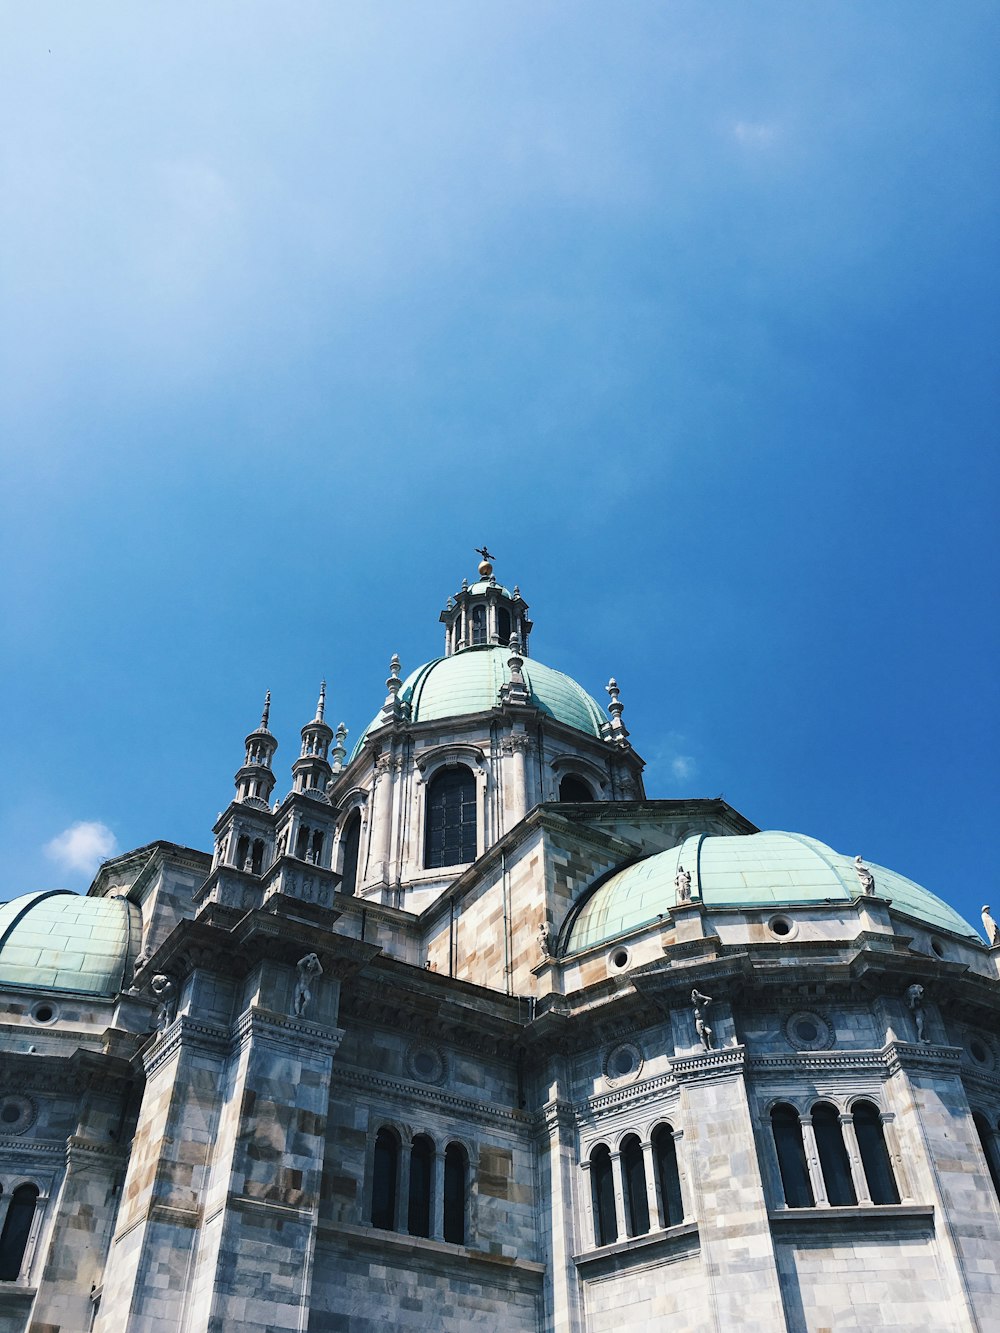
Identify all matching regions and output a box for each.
[604,677,630,745]
[233,690,278,807]
[381,654,406,723]
[292,681,334,798]
[331,722,349,774]
[499,634,531,707]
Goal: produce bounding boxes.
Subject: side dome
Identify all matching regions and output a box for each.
[564,830,980,953]
[353,644,607,755]
[0,890,140,997]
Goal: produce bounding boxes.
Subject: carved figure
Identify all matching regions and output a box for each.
[132,945,151,980]
[150,974,176,1031]
[982,905,1000,946]
[906,982,928,1043]
[854,855,876,896]
[293,952,323,1017]
[675,865,692,903]
[537,922,553,959]
[691,988,714,1051]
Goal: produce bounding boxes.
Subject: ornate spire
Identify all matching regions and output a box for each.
[604,677,630,745]
[233,691,278,807]
[292,681,334,799]
[499,634,531,707]
[439,554,533,657]
[331,722,348,773]
[475,544,495,578]
[381,654,406,723]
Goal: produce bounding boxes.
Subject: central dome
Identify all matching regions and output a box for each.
[354,644,606,755]
[0,889,140,997]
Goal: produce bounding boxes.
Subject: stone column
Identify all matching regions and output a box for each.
[396,1137,412,1234]
[674,1128,693,1222]
[372,753,393,886]
[641,1139,661,1229]
[609,1150,628,1239]
[799,1114,827,1206]
[840,1112,872,1205]
[432,1148,445,1241]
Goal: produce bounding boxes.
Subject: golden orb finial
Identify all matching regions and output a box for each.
[474,544,495,579]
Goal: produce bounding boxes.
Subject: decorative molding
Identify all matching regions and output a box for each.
[577,1071,680,1122]
[316,1217,545,1286]
[669,1045,747,1083]
[331,1066,530,1131]
[783,1010,835,1053]
[573,1221,699,1274]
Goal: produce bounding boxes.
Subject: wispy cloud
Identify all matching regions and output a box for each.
[671,754,696,782]
[44,821,117,877]
[732,120,777,148]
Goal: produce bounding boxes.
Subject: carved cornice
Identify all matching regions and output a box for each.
[749,1051,889,1075]
[332,1066,530,1131]
[316,1217,546,1286]
[577,1071,679,1119]
[882,1040,963,1078]
[232,1007,344,1057]
[142,1014,230,1078]
[0,1048,135,1098]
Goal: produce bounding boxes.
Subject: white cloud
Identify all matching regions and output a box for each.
[671,755,696,782]
[733,120,777,148]
[44,821,118,877]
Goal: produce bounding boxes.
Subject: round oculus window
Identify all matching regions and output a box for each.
[406,1044,445,1085]
[0,1096,36,1135]
[603,1041,643,1084]
[784,1010,834,1052]
[30,1002,57,1025]
[609,948,630,971]
[768,915,795,939]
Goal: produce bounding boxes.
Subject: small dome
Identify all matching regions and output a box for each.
[354,644,606,756]
[466,580,513,598]
[0,890,140,997]
[565,830,980,953]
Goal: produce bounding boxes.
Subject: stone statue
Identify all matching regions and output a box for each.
[854,855,876,896]
[691,988,714,1051]
[675,865,692,903]
[537,922,553,959]
[132,945,151,980]
[293,952,323,1018]
[150,974,176,1031]
[982,905,1000,946]
[906,982,928,1043]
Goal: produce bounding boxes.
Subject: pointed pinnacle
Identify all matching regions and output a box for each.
[260,690,271,730]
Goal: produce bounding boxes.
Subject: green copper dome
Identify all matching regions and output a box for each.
[353,644,606,756]
[0,890,140,997]
[565,830,980,953]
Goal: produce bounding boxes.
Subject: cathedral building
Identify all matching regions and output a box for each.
[0,555,998,1332]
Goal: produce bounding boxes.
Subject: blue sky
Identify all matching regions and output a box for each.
[1,3,997,935]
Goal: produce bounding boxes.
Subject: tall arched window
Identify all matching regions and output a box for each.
[340,811,361,897]
[853,1102,899,1204]
[443,1142,468,1245]
[471,605,487,645]
[295,826,310,860]
[812,1102,856,1206]
[590,1144,617,1247]
[771,1103,814,1208]
[0,1183,38,1280]
[371,1128,399,1231]
[497,608,511,644]
[652,1124,684,1227]
[621,1134,649,1236]
[310,829,324,865]
[250,839,265,875]
[425,766,477,869]
[973,1112,1000,1199]
[236,834,250,870]
[559,774,593,802]
[408,1134,434,1238]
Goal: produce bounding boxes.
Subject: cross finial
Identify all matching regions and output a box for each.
[475,545,495,563]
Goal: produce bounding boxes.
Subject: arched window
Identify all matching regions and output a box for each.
[310,829,324,865]
[443,1142,468,1245]
[621,1134,649,1237]
[812,1102,856,1206]
[853,1102,899,1204]
[295,826,310,860]
[236,834,250,871]
[771,1103,814,1208]
[425,766,477,869]
[0,1183,38,1280]
[558,774,593,802]
[250,839,265,875]
[497,608,511,644]
[371,1128,399,1231]
[973,1112,1000,1199]
[652,1124,683,1227]
[471,605,487,645]
[408,1134,434,1238]
[340,811,362,897]
[589,1144,617,1247]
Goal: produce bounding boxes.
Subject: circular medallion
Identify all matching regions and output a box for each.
[966,1032,996,1071]
[784,1010,834,1052]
